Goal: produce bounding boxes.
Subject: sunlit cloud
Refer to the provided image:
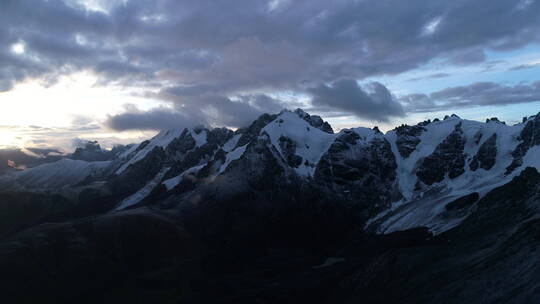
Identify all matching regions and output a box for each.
[10,41,26,55]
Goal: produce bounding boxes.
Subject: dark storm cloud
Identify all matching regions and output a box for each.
[153,88,290,128]
[3,0,540,126]
[104,105,205,131]
[401,81,540,113]
[105,91,289,130]
[309,79,405,122]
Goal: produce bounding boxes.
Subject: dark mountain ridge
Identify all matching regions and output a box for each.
[0,109,540,303]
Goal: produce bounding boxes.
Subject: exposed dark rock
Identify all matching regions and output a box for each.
[164,129,196,157]
[486,117,505,124]
[109,147,167,198]
[417,122,466,185]
[129,128,234,188]
[445,192,479,211]
[294,108,334,133]
[164,139,216,181]
[470,133,497,171]
[207,127,235,147]
[473,130,483,144]
[506,113,540,174]
[236,113,278,147]
[395,124,426,158]
[279,136,303,168]
[315,131,400,216]
[418,119,431,127]
[71,141,123,161]
[444,114,460,120]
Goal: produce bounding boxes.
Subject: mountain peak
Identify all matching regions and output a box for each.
[71,140,120,162]
[291,108,334,133]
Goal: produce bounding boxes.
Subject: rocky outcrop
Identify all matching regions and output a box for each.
[278,136,303,168]
[236,113,278,147]
[163,128,234,181]
[416,122,466,185]
[164,129,197,157]
[109,147,167,198]
[469,133,497,171]
[71,141,125,162]
[444,192,479,211]
[506,113,540,174]
[395,124,426,158]
[315,130,400,215]
[294,108,334,133]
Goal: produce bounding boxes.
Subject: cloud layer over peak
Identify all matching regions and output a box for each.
[309,80,405,122]
[2,0,540,131]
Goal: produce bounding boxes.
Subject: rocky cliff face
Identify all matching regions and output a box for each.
[71,140,126,162]
[315,128,400,216]
[416,121,467,186]
[506,114,540,174]
[470,133,497,171]
[394,123,426,158]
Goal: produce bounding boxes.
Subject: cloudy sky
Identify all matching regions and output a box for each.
[1,0,540,151]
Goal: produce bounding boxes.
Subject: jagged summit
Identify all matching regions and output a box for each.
[291,108,334,133]
[71,140,127,162]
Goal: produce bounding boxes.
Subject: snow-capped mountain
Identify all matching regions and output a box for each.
[0,158,111,190]
[2,109,540,304]
[1,109,539,235]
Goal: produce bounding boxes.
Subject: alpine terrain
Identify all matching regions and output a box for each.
[1,109,540,303]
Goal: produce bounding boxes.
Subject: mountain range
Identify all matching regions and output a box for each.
[1,108,540,303]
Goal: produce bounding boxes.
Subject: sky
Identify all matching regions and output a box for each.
[1,0,540,151]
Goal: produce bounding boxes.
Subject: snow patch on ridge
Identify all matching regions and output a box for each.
[114,167,171,211]
[222,134,241,152]
[0,158,111,190]
[162,164,205,191]
[116,129,184,174]
[219,144,248,174]
[190,129,208,147]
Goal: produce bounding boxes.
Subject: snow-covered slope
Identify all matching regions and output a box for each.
[163,164,206,190]
[0,158,111,190]
[116,129,186,174]
[370,116,538,234]
[113,167,171,211]
[262,110,336,176]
